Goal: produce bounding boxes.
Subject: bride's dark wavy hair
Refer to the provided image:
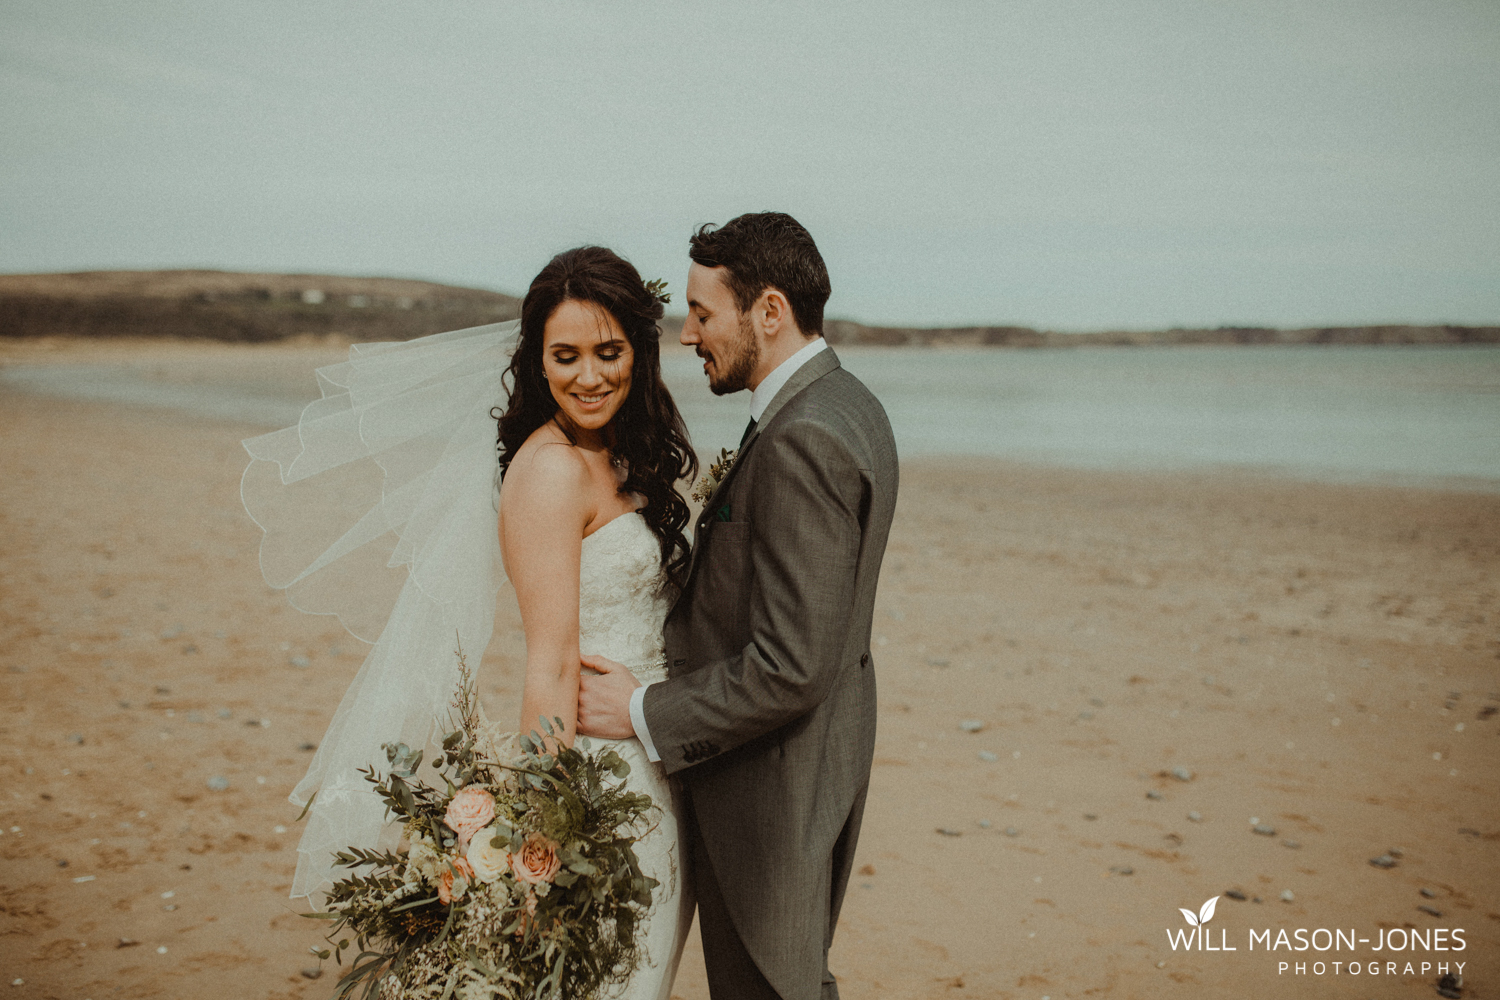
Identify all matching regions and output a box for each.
[495,246,698,588]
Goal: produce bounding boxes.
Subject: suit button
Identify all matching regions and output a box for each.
[860,653,870,668]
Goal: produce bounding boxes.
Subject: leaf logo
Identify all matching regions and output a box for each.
[1179,896,1218,927]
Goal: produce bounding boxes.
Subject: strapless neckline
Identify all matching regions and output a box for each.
[583,509,644,546]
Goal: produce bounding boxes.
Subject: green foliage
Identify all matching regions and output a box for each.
[643,278,671,305]
[305,645,659,1000]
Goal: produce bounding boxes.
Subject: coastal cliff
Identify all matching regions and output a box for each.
[0,270,519,343]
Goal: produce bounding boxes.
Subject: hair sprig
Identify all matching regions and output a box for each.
[644,278,671,305]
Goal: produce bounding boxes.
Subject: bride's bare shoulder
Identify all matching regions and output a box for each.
[501,425,591,513]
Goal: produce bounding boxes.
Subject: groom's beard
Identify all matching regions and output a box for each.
[706,313,760,396]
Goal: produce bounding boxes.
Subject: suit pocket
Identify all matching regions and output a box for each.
[708,520,749,543]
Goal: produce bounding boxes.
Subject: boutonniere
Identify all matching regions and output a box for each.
[690,447,738,505]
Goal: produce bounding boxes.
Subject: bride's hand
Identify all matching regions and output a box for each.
[577,655,640,739]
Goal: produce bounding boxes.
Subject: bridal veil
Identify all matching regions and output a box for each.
[241,321,517,900]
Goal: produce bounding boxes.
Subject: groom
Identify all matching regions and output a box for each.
[578,212,898,1000]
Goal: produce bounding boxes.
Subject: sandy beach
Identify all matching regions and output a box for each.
[1,339,1496,999]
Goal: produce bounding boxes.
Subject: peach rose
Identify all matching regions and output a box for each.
[443,787,495,847]
[437,856,474,905]
[508,833,562,885]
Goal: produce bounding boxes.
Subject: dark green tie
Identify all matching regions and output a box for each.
[738,418,757,449]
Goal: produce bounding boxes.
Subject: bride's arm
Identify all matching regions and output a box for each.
[499,442,593,747]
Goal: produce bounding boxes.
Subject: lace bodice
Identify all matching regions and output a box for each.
[578,511,690,999]
[579,512,672,685]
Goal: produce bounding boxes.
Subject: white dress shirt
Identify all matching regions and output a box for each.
[628,335,829,761]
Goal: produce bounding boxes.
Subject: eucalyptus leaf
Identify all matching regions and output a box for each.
[308,652,660,1000]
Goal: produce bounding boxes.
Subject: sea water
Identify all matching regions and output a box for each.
[669,345,1500,486]
[4,344,1498,487]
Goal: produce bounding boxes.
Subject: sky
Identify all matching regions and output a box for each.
[3,1,1498,330]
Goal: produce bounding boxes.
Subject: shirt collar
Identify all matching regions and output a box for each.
[748,336,829,423]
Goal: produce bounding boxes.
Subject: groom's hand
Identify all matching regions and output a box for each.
[577,654,639,739]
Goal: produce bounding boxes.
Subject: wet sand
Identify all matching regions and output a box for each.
[1,339,1497,999]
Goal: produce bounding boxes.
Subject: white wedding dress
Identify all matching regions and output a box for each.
[573,510,693,999]
[241,322,690,997]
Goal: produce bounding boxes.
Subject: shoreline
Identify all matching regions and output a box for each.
[3,337,1498,496]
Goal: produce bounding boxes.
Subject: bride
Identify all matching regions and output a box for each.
[242,246,699,998]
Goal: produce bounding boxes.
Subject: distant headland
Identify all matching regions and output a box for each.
[1,270,1494,347]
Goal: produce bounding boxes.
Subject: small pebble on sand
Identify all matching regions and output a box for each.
[1252,824,1276,836]
[1187,811,1203,822]
[1280,890,1294,902]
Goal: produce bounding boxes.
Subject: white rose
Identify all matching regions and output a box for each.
[466,826,510,884]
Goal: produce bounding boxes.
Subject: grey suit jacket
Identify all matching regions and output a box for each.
[643,347,899,1000]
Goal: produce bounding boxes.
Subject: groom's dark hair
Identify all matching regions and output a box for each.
[689,212,830,335]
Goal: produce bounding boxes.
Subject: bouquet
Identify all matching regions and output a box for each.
[305,654,660,1000]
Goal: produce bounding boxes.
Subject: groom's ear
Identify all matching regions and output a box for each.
[755,287,800,340]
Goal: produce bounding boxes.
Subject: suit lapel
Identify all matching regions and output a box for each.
[700,345,840,522]
[676,346,843,594]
